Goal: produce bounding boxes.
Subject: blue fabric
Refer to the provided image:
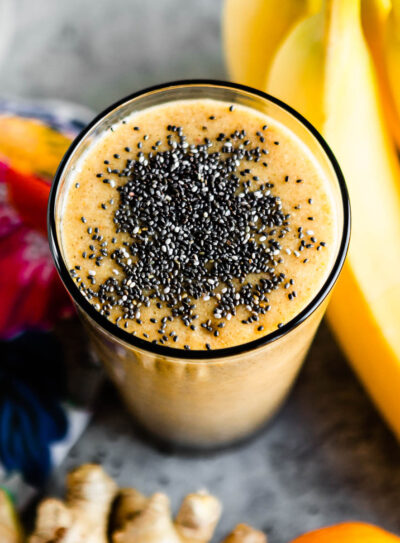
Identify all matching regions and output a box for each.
[0,331,68,486]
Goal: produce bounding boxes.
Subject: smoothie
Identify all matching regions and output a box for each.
[54,89,345,446]
[62,99,337,350]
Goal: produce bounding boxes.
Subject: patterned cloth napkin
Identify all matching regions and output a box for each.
[0,98,102,508]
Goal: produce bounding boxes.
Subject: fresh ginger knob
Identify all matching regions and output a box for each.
[29,464,117,543]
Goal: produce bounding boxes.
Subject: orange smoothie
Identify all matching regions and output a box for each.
[62,99,337,350]
[55,90,345,446]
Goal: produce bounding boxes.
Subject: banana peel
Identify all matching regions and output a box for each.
[263,0,400,439]
[383,1,400,148]
[267,8,326,128]
[0,489,24,543]
[362,0,400,149]
[223,0,313,89]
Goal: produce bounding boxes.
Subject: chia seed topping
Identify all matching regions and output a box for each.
[64,102,332,349]
[78,124,295,332]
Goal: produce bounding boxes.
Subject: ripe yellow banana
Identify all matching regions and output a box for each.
[265,0,400,439]
[223,0,315,89]
[362,0,400,149]
[267,7,326,128]
[384,1,400,147]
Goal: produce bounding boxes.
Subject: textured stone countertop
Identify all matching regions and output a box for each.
[43,321,400,543]
[2,1,400,541]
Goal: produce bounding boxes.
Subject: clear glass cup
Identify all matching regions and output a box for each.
[48,81,350,448]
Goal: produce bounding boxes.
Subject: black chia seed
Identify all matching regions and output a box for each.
[73,118,323,347]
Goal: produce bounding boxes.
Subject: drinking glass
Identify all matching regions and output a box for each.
[48,81,350,447]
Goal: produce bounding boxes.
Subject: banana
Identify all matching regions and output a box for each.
[267,6,326,128]
[265,0,400,439]
[362,0,400,149]
[222,0,314,89]
[384,1,400,147]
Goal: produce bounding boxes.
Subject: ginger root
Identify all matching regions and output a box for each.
[175,491,222,543]
[222,524,267,543]
[112,491,182,543]
[112,487,221,543]
[29,464,117,543]
[28,464,267,543]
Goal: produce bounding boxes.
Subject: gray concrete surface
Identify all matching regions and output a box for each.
[44,322,400,543]
[0,0,224,111]
[2,1,400,542]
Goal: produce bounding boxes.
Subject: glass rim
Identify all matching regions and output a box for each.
[48,79,351,360]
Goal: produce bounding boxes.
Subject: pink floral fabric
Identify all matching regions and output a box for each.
[0,99,94,339]
[0,164,73,339]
